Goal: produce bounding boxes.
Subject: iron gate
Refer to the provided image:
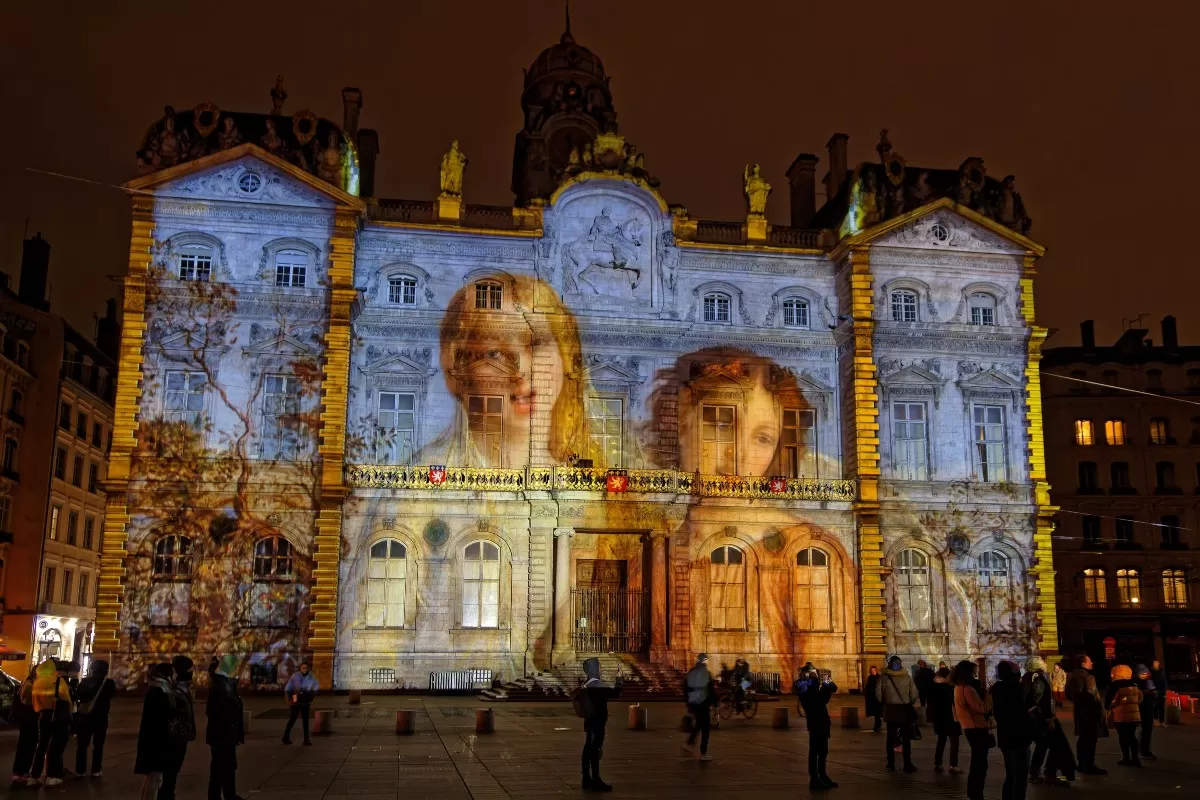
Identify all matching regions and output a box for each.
[571,589,648,653]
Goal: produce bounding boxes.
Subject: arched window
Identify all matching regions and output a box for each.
[367,539,407,628]
[795,547,832,631]
[388,275,418,306]
[968,293,997,326]
[474,281,502,310]
[703,292,732,323]
[782,298,810,328]
[1083,568,1107,607]
[709,545,746,630]
[178,244,213,282]
[890,290,918,322]
[896,549,932,631]
[253,536,293,579]
[1117,568,1141,608]
[1162,568,1188,608]
[462,540,501,628]
[976,551,1013,632]
[274,249,308,287]
[150,534,193,627]
[249,536,294,627]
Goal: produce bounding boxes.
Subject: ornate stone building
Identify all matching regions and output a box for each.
[95,26,1055,689]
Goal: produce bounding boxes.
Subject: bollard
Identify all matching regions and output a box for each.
[627,704,648,731]
[348,689,362,705]
[679,713,694,733]
[840,706,860,728]
[242,710,252,735]
[395,709,416,735]
[772,707,789,729]
[1166,704,1182,725]
[475,708,495,734]
[313,709,332,735]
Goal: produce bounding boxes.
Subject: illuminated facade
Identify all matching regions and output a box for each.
[95,27,1055,689]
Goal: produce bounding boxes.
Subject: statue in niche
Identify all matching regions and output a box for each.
[260,118,284,154]
[217,116,242,150]
[316,131,343,184]
[743,164,771,216]
[270,75,288,115]
[439,140,467,196]
[562,206,645,295]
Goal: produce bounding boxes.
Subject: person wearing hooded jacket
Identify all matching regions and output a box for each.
[74,659,116,777]
[1023,656,1068,785]
[875,655,919,772]
[1105,664,1142,767]
[1134,664,1157,760]
[991,660,1036,800]
[207,654,245,800]
[28,658,73,786]
[136,662,177,799]
[159,655,197,800]
[578,657,622,792]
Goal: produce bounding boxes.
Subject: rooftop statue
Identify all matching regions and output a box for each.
[440,140,467,197]
[743,164,771,217]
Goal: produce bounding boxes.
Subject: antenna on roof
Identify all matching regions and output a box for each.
[563,0,573,41]
[1122,314,1149,330]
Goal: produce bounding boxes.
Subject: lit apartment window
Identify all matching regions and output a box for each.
[1074,419,1095,446]
[1104,419,1127,445]
[48,504,61,541]
[1162,569,1188,607]
[1117,568,1141,607]
[1149,417,1170,445]
[1083,568,1107,607]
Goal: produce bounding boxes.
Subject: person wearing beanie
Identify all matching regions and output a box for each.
[577,657,623,792]
[1022,657,1071,785]
[73,659,116,777]
[683,653,716,760]
[876,655,919,773]
[1104,664,1143,766]
[206,654,245,799]
[1134,664,1157,759]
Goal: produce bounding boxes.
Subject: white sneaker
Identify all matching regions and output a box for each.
[91,771,104,778]
[699,754,713,761]
[949,767,964,775]
[44,777,63,786]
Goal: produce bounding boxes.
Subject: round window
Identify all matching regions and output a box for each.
[930,222,949,243]
[238,172,263,194]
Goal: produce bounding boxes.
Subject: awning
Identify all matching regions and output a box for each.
[0,644,28,661]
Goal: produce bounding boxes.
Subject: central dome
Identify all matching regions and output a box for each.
[525,28,607,85]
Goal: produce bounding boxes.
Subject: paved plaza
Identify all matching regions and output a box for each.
[0,695,1195,799]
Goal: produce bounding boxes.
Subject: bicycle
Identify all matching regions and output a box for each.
[717,689,759,720]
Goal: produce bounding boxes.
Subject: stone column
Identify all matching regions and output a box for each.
[552,528,574,665]
[650,533,669,662]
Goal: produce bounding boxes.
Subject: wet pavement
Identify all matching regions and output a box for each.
[0,694,1196,798]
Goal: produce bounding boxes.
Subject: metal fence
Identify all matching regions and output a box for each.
[571,589,648,653]
[429,668,493,692]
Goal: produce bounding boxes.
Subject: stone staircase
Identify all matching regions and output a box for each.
[480,654,686,702]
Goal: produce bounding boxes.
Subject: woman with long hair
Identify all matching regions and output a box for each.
[953,660,992,800]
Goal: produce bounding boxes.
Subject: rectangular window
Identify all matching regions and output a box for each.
[1074,419,1095,446]
[92,422,103,448]
[474,282,502,310]
[1115,517,1135,546]
[388,276,417,305]
[59,403,72,430]
[970,304,995,326]
[587,397,624,468]
[1078,461,1099,491]
[782,299,809,328]
[467,395,504,467]
[700,404,737,475]
[61,569,72,604]
[1084,570,1107,607]
[1161,515,1182,547]
[54,447,67,480]
[261,374,304,460]
[83,516,95,550]
[274,252,307,287]
[891,402,928,480]
[1104,418,1127,445]
[376,391,416,465]
[1163,570,1188,607]
[78,574,90,607]
[88,462,99,493]
[48,504,61,541]
[890,290,918,322]
[43,567,56,604]
[179,251,212,281]
[781,408,817,479]
[0,496,9,533]
[1149,418,1170,445]
[1111,461,1132,491]
[76,411,88,439]
[71,455,83,487]
[972,405,1007,482]
[703,294,731,323]
[66,511,78,546]
[164,370,207,427]
[1082,515,1101,544]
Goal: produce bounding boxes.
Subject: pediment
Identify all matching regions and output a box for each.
[958,368,1022,389]
[583,361,643,384]
[147,325,229,356]
[687,367,755,391]
[881,364,946,386]
[450,352,522,379]
[841,198,1043,257]
[364,352,435,376]
[242,332,320,358]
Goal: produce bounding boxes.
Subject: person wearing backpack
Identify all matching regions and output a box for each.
[74,659,116,778]
[136,662,177,799]
[282,662,319,746]
[28,658,73,786]
[9,670,39,785]
[683,653,716,760]
[574,657,623,792]
[207,654,245,800]
[159,656,197,800]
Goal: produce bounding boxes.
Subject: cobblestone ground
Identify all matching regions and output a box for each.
[0,695,1195,798]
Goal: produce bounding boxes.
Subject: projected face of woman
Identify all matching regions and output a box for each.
[743,374,780,477]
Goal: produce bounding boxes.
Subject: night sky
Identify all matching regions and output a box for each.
[2,1,1197,345]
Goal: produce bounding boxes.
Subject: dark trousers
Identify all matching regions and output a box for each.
[1140,715,1154,754]
[11,718,39,776]
[159,746,186,800]
[208,743,238,800]
[1154,694,1166,724]
[964,729,993,800]
[1030,733,1060,778]
[808,733,830,779]
[283,704,310,742]
[1001,746,1031,800]
[29,711,55,779]
[75,714,108,775]
[1076,730,1098,769]
[581,721,606,779]
[872,715,882,732]
[935,732,960,768]
[885,721,912,767]
[686,703,711,755]
[1115,722,1139,762]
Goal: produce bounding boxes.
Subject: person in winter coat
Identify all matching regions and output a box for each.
[683,653,716,760]
[73,659,116,777]
[1023,657,1070,785]
[991,661,1035,800]
[1149,659,1168,726]
[207,654,245,800]
[1051,662,1068,709]
[28,658,73,786]
[927,667,962,774]
[578,657,623,792]
[282,662,319,746]
[1105,664,1143,767]
[136,663,176,799]
[9,670,40,785]
[864,665,882,732]
[1134,664,1157,759]
[876,655,920,772]
[1065,654,1107,774]
[159,656,197,800]
[796,665,839,789]
[914,659,935,709]
[953,660,992,800]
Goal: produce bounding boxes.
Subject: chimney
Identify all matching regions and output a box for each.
[785,153,820,228]
[19,233,51,311]
[96,298,120,361]
[342,87,363,140]
[824,133,849,203]
[357,129,380,198]
[1161,315,1178,349]
[1080,319,1095,349]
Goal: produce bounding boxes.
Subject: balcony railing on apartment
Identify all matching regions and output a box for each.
[345,464,857,501]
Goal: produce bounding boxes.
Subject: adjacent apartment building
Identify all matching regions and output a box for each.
[1044,317,1200,688]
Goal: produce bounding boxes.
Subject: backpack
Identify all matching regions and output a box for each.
[76,678,109,716]
[164,686,195,745]
[686,668,710,706]
[571,682,594,719]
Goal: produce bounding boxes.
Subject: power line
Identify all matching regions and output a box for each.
[1055,507,1190,531]
[1042,371,1200,408]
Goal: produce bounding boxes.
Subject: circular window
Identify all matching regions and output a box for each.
[238,172,263,194]
[930,222,949,243]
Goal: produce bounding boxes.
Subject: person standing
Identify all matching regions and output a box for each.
[1065,654,1107,775]
[915,659,935,709]
[683,653,716,761]
[1105,665,1142,767]
[1050,661,1068,709]
[577,657,623,792]
[9,669,39,785]
[953,660,992,800]
[135,663,177,799]
[796,665,838,789]
[927,666,962,774]
[864,665,882,733]
[876,655,919,772]
[1023,657,1068,785]
[160,656,197,800]
[207,654,245,800]
[1134,664,1157,759]
[992,661,1035,800]
[282,662,319,746]
[1149,659,1168,726]
[74,659,116,778]
[28,658,73,786]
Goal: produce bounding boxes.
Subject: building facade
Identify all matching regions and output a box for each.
[1044,318,1200,687]
[95,28,1056,689]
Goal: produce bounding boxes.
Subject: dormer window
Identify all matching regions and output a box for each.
[782,298,810,328]
[703,292,731,323]
[388,276,418,306]
[179,245,213,282]
[274,250,308,288]
[890,290,918,322]
[474,281,502,310]
[968,293,996,326]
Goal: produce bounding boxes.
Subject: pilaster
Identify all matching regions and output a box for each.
[552,527,575,665]
[649,532,669,661]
